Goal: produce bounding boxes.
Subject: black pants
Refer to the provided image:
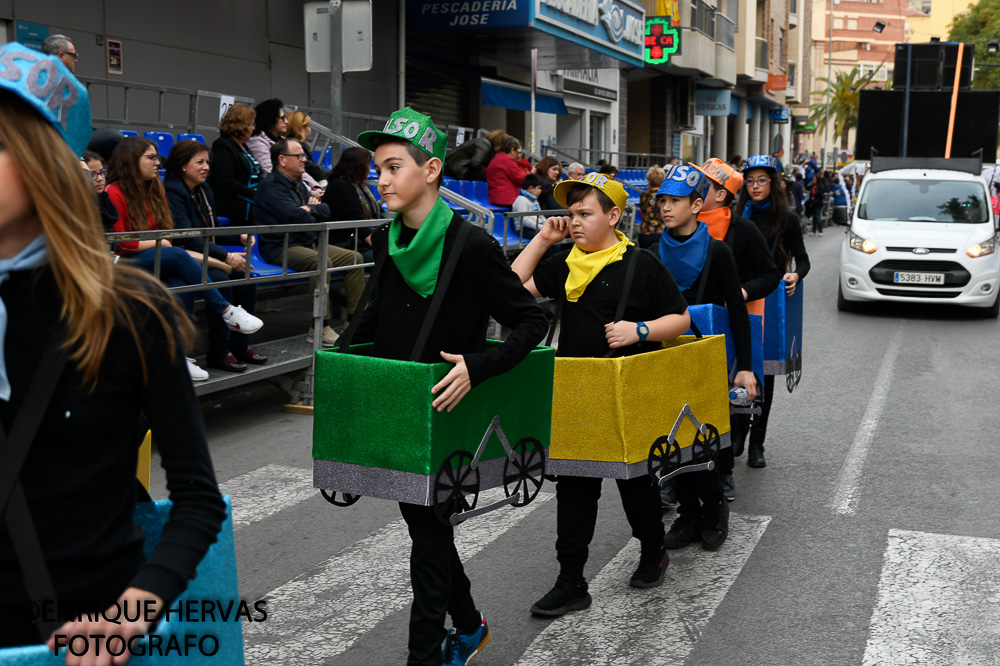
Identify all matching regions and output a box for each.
[721,375,776,475]
[675,468,724,519]
[555,475,664,583]
[399,502,479,666]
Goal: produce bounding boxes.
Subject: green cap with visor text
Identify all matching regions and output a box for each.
[357,107,447,162]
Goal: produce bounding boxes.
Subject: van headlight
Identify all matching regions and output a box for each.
[967,236,997,258]
[849,232,877,254]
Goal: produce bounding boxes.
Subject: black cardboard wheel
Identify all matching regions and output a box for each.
[648,435,682,481]
[504,437,546,507]
[433,450,480,525]
[692,423,721,462]
[786,341,803,393]
[320,489,361,507]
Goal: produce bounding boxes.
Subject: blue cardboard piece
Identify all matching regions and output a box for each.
[763,280,804,376]
[687,304,764,383]
[0,496,244,666]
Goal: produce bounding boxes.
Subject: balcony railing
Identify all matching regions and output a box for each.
[716,14,735,50]
[755,37,769,70]
[790,0,798,14]
[692,0,716,38]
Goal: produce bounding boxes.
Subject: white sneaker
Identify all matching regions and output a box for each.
[222,305,263,334]
[307,325,340,346]
[186,357,209,381]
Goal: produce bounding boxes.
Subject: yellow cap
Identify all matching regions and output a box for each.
[554,171,628,212]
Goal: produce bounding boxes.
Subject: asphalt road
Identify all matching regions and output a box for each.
[150,227,1000,665]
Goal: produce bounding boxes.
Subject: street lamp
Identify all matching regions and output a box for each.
[873,21,886,33]
[988,39,999,55]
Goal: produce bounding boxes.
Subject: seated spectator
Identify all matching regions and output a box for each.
[245,98,288,176]
[254,138,364,346]
[164,140,267,373]
[598,163,618,179]
[485,135,525,207]
[106,136,263,380]
[512,173,544,236]
[534,157,562,210]
[639,165,667,248]
[444,129,506,181]
[210,103,262,227]
[321,146,383,264]
[516,154,534,176]
[565,162,585,180]
[286,110,330,183]
[82,150,119,231]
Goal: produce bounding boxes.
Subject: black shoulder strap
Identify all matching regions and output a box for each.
[337,237,389,352]
[545,296,563,348]
[0,335,70,640]
[602,246,643,359]
[409,221,473,362]
[693,239,715,307]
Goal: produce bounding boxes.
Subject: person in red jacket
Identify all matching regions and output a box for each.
[485,136,525,207]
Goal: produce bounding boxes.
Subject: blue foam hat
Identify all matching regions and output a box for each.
[657,163,711,200]
[742,154,780,173]
[0,42,91,156]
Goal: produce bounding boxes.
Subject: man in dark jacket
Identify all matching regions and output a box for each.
[254,138,364,344]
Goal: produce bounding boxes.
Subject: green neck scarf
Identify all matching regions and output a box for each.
[387,197,453,298]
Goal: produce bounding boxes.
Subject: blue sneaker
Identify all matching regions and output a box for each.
[660,480,677,510]
[442,612,491,666]
[720,474,736,502]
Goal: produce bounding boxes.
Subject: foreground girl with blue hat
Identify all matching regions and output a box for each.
[734,154,811,469]
[0,42,226,660]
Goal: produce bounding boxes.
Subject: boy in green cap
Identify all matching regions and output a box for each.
[511,174,691,615]
[352,108,548,666]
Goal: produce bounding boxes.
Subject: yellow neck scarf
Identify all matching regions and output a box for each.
[564,230,633,303]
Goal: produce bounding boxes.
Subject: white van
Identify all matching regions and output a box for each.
[838,158,1000,317]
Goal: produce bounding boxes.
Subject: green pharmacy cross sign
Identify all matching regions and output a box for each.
[645,16,680,65]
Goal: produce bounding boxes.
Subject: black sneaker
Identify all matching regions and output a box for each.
[629,545,668,588]
[747,444,767,468]
[530,577,592,616]
[720,474,736,501]
[663,516,701,549]
[700,500,730,551]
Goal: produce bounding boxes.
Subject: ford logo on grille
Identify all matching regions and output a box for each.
[912,247,931,255]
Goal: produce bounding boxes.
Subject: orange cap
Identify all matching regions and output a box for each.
[693,158,743,196]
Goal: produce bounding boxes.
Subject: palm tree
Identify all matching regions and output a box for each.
[810,67,864,150]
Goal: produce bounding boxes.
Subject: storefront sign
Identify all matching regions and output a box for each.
[765,73,787,92]
[644,16,680,65]
[409,1,530,31]
[695,89,730,116]
[769,107,790,124]
[563,77,618,100]
[536,0,645,64]
[794,122,816,133]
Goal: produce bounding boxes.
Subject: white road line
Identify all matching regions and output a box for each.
[243,488,554,665]
[218,465,316,529]
[830,321,903,516]
[863,528,1000,665]
[514,512,772,666]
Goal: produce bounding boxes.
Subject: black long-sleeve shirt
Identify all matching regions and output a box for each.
[723,215,781,301]
[352,210,548,387]
[0,267,226,647]
[748,209,811,279]
[673,235,753,373]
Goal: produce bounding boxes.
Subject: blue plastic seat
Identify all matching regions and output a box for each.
[144,132,175,157]
[474,181,509,213]
[176,133,205,144]
[222,235,301,279]
[119,129,138,137]
[320,147,334,170]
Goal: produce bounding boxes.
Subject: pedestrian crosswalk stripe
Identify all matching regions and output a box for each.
[863,528,1000,665]
[513,512,771,666]
[242,488,555,664]
[218,464,315,529]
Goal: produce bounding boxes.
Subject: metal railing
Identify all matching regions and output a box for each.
[716,14,736,50]
[547,145,673,170]
[78,76,253,136]
[756,38,769,70]
[691,0,717,39]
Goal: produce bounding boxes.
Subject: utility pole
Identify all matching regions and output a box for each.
[329,0,343,136]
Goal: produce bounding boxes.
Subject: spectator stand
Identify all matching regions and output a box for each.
[106,220,375,408]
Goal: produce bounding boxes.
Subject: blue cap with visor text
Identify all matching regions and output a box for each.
[0,42,91,156]
[742,154,780,173]
[656,163,712,200]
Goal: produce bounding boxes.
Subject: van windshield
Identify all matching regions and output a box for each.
[857,179,989,223]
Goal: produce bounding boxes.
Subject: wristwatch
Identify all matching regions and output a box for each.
[636,321,650,344]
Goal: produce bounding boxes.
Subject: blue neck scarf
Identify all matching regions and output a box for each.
[0,235,50,402]
[742,197,772,218]
[658,221,711,292]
